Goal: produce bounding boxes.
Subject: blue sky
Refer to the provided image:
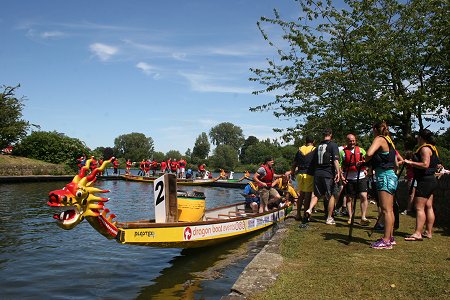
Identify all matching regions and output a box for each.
[1,0,302,154]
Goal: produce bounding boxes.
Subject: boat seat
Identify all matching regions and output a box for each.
[205,217,221,221]
[218,214,231,219]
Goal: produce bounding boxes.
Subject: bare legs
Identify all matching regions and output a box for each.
[412,195,434,238]
[378,191,394,242]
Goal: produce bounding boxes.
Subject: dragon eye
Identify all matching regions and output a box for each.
[76,191,83,198]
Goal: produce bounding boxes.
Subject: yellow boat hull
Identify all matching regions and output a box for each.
[115,205,290,248]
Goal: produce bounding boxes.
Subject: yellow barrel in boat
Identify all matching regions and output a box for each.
[177,197,206,222]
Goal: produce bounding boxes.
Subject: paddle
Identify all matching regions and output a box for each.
[393,163,405,230]
[347,164,361,244]
[335,152,353,213]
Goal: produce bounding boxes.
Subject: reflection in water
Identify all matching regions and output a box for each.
[0,179,275,299]
[137,227,276,299]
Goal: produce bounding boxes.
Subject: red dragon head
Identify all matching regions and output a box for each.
[48,158,118,238]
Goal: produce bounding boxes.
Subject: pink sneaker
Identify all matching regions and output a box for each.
[370,238,392,249]
[390,237,396,245]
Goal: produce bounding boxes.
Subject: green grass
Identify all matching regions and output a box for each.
[251,203,450,300]
[0,155,71,175]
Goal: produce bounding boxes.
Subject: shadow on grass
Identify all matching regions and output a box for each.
[320,232,371,246]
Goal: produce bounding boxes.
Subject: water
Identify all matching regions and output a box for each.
[0,176,274,299]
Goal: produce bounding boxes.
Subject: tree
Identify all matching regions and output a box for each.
[13,131,90,170]
[240,135,259,161]
[114,132,154,161]
[210,144,239,171]
[209,122,245,151]
[192,132,210,162]
[152,151,165,162]
[165,150,182,160]
[250,0,449,148]
[0,85,36,149]
[241,139,280,165]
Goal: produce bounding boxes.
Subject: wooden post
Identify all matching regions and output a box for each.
[154,174,178,223]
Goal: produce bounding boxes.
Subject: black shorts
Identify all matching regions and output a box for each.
[345,177,368,196]
[415,175,438,198]
[314,176,335,198]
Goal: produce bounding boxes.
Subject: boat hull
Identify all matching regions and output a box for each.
[115,205,290,248]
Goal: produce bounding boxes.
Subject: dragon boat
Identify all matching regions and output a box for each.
[47,158,292,248]
[121,174,247,188]
[121,174,213,186]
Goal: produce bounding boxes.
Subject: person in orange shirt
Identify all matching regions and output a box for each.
[113,159,119,175]
[178,158,186,178]
[90,156,98,172]
[160,160,167,174]
[126,159,132,175]
[138,159,145,176]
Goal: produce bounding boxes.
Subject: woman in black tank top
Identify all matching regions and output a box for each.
[404,129,439,241]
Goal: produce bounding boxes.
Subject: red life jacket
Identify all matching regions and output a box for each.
[170,161,178,171]
[343,146,365,172]
[258,164,274,187]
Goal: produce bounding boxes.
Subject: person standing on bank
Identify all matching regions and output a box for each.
[253,157,282,213]
[404,129,440,241]
[339,133,370,226]
[289,135,317,222]
[312,128,341,225]
[365,121,399,249]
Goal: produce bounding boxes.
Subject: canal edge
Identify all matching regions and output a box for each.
[222,213,296,299]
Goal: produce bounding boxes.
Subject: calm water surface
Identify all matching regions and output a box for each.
[0,176,275,299]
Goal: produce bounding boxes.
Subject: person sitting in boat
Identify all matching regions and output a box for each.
[197,163,207,178]
[218,169,227,179]
[238,170,251,182]
[242,181,260,213]
[253,157,283,213]
[185,168,193,179]
[269,174,298,209]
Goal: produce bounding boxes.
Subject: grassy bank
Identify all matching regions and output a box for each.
[0,155,71,176]
[252,204,450,300]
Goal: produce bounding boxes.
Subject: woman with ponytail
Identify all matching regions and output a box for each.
[365,121,399,249]
[404,129,439,241]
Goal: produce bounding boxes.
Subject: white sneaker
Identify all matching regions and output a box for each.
[326,217,336,225]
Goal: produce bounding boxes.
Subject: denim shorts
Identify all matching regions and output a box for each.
[375,168,398,195]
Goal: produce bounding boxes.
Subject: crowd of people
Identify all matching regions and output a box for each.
[242,121,443,250]
[135,158,188,178]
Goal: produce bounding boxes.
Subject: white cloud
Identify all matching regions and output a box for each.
[179,72,254,94]
[89,43,118,61]
[41,31,65,39]
[136,62,160,78]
